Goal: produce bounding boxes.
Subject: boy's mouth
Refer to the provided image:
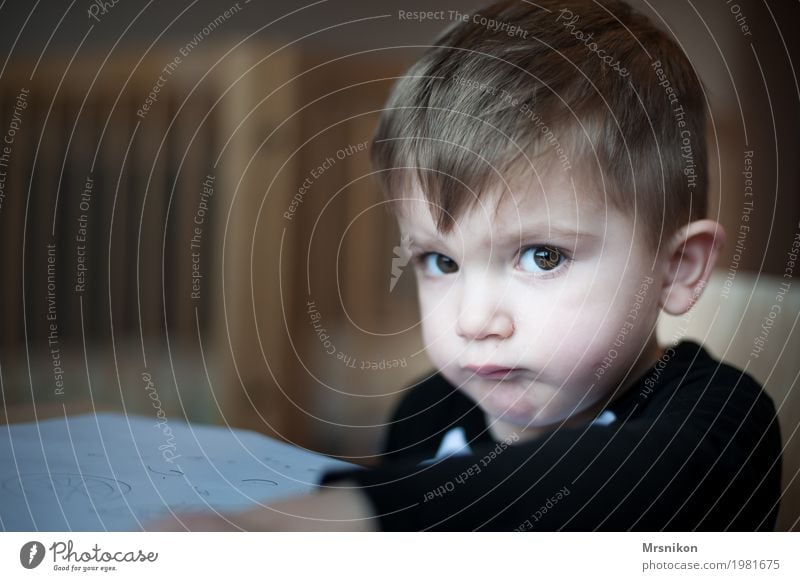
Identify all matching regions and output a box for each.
[464,364,523,380]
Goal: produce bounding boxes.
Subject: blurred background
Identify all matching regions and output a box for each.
[0,0,798,529]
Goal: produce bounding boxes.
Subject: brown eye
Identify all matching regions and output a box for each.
[422,253,459,276]
[435,254,458,274]
[520,245,564,272]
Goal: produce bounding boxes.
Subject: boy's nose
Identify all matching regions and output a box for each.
[455,277,514,341]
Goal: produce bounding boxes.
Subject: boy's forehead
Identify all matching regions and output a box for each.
[395,175,607,238]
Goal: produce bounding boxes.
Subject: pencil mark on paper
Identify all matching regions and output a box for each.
[146,464,184,478]
[240,478,279,487]
[2,473,131,502]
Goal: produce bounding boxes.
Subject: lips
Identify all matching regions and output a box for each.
[464,364,522,380]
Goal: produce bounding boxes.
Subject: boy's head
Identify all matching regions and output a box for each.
[373,0,725,440]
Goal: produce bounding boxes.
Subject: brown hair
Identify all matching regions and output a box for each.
[371,0,708,249]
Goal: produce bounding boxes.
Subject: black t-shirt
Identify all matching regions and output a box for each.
[321,341,782,531]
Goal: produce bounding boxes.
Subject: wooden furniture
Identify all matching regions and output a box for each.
[0,43,414,451]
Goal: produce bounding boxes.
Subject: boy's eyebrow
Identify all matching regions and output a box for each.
[405,223,598,247]
[497,224,599,242]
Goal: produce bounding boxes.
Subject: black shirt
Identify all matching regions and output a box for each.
[321,341,782,531]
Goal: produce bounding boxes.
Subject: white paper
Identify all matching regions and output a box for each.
[0,412,356,531]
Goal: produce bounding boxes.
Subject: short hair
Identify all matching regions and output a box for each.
[371,0,708,249]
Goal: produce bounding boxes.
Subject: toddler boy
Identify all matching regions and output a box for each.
[154,0,781,531]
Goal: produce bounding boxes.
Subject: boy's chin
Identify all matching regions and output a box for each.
[482,401,584,442]
[484,412,555,442]
[463,381,543,425]
[480,400,551,436]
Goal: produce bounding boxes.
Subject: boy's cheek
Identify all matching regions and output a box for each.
[519,315,630,367]
[417,293,454,339]
[420,323,452,369]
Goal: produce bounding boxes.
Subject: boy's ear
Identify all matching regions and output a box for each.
[659,219,726,316]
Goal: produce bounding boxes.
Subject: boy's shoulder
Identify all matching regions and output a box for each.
[637,340,768,405]
[622,340,778,439]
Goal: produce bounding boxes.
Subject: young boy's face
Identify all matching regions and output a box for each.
[397,172,666,442]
